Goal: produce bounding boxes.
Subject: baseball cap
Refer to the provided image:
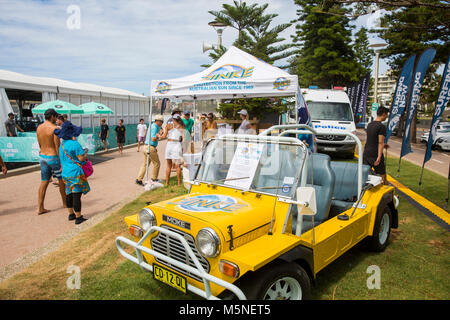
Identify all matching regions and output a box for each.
[154,115,164,122]
[183,110,190,115]
[238,109,248,116]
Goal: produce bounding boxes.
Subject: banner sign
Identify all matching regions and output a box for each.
[356,73,370,124]
[347,85,354,110]
[385,54,416,143]
[400,48,436,158]
[0,137,40,162]
[424,55,450,163]
[297,89,310,125]
[346,73,369,124]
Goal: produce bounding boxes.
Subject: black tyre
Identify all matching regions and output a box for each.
[366,205,392,252]
[241,262,311,300]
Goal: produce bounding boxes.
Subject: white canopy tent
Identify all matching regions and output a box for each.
[149,46,301,129]
[150,46,299,101]
[146,46,301,181]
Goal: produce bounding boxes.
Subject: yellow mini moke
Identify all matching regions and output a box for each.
[116,124,399,300]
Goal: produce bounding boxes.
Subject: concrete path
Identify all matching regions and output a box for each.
[0,141,170,272]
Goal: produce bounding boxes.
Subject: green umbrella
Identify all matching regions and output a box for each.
[79,102,114,115]
[32,100,84,114]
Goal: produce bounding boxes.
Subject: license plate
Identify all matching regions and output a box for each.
[153,263,187,294]
[324,147,336,151]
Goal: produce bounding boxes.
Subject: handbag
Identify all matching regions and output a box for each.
[61,142,93,178]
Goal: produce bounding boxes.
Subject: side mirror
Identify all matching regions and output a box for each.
[296,187,317,215]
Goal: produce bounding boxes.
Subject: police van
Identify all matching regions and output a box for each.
[302,88,356,158]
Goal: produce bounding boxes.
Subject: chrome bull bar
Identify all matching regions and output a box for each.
[115,226,247,300]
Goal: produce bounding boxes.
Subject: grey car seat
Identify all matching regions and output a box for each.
[293,153,335,233]
[329,162,371,217]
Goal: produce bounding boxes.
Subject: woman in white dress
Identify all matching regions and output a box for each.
[162,114,185,186]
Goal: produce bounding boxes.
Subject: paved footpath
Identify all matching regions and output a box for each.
[0,141,170,276]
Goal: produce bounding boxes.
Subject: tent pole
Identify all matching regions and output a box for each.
[145,93,153,183]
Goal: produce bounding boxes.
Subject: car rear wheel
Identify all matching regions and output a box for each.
[241,262,311,300]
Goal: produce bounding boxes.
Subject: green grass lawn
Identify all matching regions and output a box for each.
[0,160,448,300]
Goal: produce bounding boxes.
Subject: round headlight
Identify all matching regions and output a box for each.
[138,208,156,232]
[196,228,220,258]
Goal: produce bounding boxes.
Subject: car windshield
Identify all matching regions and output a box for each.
[196,139,304,197]
[439,125,450,133]
[307,102,353,121]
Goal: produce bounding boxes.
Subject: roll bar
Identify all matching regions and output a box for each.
[279,130,364,198]
[259,124,318,136]
[262,125,363,201]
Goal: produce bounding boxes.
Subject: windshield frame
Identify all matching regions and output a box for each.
[193,135,307,199]
[307,101,354,122]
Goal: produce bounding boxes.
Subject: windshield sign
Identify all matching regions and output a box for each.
[196,139,304,197]
[308,102,353,122]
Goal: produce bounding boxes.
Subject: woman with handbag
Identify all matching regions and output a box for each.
[54,121,91,224]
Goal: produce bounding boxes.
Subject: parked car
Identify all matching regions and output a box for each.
[420,122,450,143]
[115,124,399,300]
[302,88,357,158]
[434,136,450,151]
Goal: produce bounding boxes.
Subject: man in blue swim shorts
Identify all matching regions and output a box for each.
[36,109,66,215]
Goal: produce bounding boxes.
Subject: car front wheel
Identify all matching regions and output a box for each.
[241,262,311,300]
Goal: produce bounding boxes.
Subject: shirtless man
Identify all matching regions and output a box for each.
[36,109,66,214]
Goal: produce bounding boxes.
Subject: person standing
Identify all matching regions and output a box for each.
[182,110,194,153]
[54,121,89,224]
[363,106,390,185]
[136,118,147,152]
[115,119,126,154]
[237,109,252,134]
[162,114,185,186]
[5,113,24,137]
[204,112,218,142]
[99,118,109,152]
[36,109,66,215]
[52,114,66,186]
[182,110,194,134]
[136,115,164,185]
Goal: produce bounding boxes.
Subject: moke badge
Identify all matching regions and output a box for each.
[162,214,191,230]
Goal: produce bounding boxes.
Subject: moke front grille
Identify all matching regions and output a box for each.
[151,225,210,281]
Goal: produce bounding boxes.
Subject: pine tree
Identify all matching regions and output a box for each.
[353,27,374,76]
[290,0,362,88]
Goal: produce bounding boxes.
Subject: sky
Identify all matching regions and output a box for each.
[0,0,388,96]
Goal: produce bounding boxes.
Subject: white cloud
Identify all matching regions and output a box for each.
[0,0,298,95]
